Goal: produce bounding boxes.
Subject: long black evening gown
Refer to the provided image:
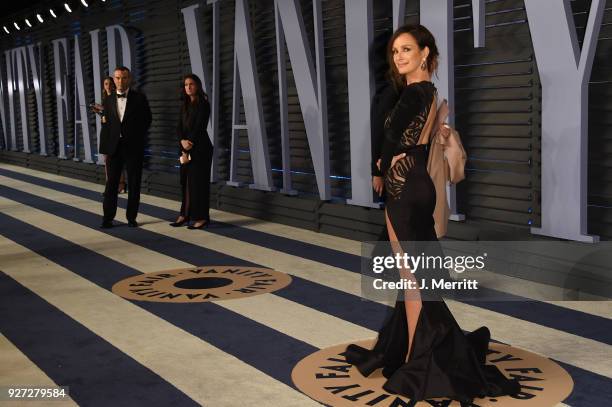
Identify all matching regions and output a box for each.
[346,81,520,404]
[178,99,213,222]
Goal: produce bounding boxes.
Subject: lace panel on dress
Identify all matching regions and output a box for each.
[384,104,429,200]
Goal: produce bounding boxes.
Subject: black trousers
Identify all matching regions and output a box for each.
[103,140,143,222]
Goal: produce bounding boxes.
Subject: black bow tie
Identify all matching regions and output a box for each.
[116,93,127,99]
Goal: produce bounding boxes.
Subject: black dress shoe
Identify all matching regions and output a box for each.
[100,221,113,229]
[127,220,138,228]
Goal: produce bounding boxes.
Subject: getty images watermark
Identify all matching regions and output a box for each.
[371,251,485,291]
[360,241,612,302]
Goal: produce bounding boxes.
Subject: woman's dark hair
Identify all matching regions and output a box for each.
[102,76,115,98]
[181,73,208,123]
[386,24,439,90]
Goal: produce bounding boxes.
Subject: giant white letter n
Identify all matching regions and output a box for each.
[275,0,330,200]
[525,0,605,242]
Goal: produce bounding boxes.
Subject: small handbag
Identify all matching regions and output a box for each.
[179,153,191,165]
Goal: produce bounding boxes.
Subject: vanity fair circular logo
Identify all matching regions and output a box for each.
[112,266,291,302]
[292,340,573,407]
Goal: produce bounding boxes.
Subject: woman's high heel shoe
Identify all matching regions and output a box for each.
[187,220,209,230]
[170,217,189,227]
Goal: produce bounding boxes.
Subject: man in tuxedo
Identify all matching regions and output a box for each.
[99,66,152,228]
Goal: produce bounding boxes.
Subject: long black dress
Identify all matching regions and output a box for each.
[346,81,520,404]
[177,99,213,222]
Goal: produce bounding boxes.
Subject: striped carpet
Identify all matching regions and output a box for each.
[0,163,610,407]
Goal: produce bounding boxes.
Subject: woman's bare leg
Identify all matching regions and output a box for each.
[385,210,422,361]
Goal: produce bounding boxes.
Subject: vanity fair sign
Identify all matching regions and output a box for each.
[0,0,604,242]
[1,24,133,166]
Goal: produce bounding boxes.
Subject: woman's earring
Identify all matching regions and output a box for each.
[420,59,427,71]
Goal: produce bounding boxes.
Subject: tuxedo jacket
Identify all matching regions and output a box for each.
[99,89,152,156]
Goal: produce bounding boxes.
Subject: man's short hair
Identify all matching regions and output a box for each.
[114,66,130,75]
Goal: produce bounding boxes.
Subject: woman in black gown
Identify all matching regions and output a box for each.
[346,24,520,404]
[170,74,213,229]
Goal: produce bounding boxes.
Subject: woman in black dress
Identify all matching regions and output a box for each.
[170,74,213,229]
[346,24,519,404]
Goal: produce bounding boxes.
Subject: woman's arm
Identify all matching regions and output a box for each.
[371,85,399,177]
[378,85,422,175]
[183,100,211,145]
[177,108,192,153]
[177,108,183,142]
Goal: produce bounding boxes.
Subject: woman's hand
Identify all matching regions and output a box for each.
[440,124,451,138]
[372,176,384,196]
[91,103,104,114]
[179,152,190,165]
[391,153,406,168]
[376,153,405,175]
[180,139,193,150]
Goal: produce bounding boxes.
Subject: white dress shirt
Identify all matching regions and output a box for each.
[116,88,129,123]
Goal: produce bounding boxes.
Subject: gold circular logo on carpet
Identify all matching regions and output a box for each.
[292,339,573,407]
[112,266,291,302]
